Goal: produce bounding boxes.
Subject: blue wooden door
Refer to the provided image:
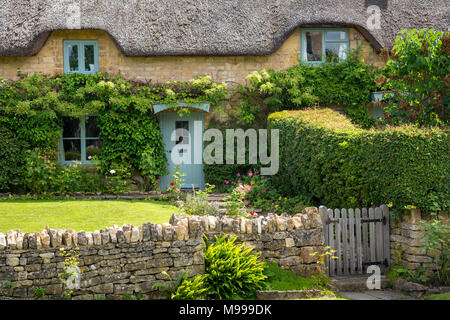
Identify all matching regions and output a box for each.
[159,112,205,189]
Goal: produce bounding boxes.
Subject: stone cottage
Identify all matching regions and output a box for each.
[0,0,447,188]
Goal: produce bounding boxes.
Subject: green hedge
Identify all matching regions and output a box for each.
[268,109,450,214]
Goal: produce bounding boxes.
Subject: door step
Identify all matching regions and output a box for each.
[330,275,390,292]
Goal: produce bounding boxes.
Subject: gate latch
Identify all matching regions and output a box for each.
[326,218,340,225]
[361,216,387,225]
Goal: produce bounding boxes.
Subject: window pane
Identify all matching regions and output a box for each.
[325,43,348,62]
[326,31,347,41]
[62,117,81,138]
[175,121,189,145]
[68,44,79,72]
[85,116,100,137]
[84,45,95,72]
[63,140,81,161]
[305,32,323,62]
[86,139,103,159]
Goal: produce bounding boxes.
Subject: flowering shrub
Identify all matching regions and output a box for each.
[166,165,185,201]
[224,170,312,215]
[231,49,379,129]
[179,184,221,216]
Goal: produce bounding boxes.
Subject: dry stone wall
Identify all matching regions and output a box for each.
[390,209,449,277]
[0,207,325,300]
[171,207,326,277]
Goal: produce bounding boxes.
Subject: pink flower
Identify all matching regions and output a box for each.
[254,170,259,175]
[248,171,253,177]
[244,185,252,192]
[237,179,241,184]
[262,189,266,193]
[88,156,92,160]
[237,173,241,177]
[244,200,249,205]
[224,180,229,185]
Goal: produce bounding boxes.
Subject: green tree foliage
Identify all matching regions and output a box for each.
[381,29,449,127]
[268,108,450,214]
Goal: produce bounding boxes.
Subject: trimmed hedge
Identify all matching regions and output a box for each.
[268,109,450,214]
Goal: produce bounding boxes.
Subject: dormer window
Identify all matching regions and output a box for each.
[63,40,99,74]
[301,29,349,64]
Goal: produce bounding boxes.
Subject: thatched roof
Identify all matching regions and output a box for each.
[0,0,447,57]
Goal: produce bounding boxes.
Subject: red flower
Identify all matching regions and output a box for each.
[170,182,175,186]
[172,187,176,190]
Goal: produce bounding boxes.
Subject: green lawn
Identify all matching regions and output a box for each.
[424,292,450,300]
[0,199,178,233]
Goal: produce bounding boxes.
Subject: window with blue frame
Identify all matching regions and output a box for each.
[63,40,99,74]
[301,29,349,64]
[60,116,103,164]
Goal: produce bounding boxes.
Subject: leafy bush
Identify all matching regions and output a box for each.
[0,127,27,192]
[386,264,428,286]
[420,217,449,285]
[268,108,450,214]
[232,50,378,129]
[262,262,330,291]
[179,184,221,216]
[172,275,208,300]
[223,170,312,215]
[203,235,267,299]
[153,269,208,300]
[20,151,131,194]
[381,29,449,127]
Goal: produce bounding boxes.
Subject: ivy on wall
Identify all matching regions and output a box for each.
[0,72,228,193]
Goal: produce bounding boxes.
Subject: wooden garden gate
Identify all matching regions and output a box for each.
[320,205,390,276]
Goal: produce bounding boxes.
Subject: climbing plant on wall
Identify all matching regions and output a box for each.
[0,72,228,193]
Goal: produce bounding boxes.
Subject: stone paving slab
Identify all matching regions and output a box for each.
[340,290,419,300]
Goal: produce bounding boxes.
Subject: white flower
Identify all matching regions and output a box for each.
[165,89,175,96]
[259,82,274,94]
[110,169,116,174]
